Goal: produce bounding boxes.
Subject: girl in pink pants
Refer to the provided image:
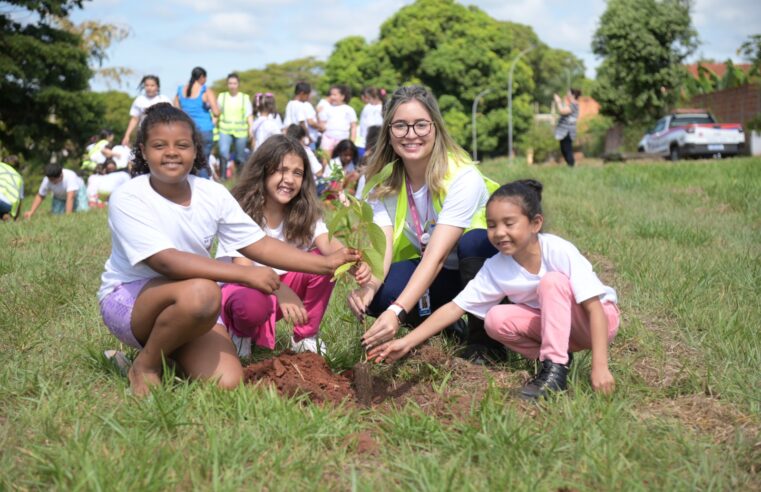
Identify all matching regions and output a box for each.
[216,135,370,356]
[369,179,619,400]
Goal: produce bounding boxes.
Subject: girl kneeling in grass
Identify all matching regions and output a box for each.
[216,135,370,357]
[98,103,359,397]
[369,179,620,400]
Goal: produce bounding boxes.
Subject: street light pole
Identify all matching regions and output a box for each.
[508,45,535,163]
[471,88,493,162]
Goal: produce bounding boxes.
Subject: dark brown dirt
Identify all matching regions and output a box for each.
[243,351,354,405]
[243,345,527,420]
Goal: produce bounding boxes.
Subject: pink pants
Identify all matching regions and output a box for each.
[484,272,620,365]
[220,266,335,350]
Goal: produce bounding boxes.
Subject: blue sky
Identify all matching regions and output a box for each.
[70,0,761,95]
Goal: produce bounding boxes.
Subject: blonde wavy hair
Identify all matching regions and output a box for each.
[365,85,470,199]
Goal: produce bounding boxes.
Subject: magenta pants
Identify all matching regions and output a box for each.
[484,272,620,365]
[220,264,335,350]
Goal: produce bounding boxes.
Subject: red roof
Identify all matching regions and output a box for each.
[686,62,752,79]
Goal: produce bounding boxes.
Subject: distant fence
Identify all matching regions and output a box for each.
[686,83,761,127]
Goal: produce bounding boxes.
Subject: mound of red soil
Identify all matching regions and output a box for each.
[243,351,354,405]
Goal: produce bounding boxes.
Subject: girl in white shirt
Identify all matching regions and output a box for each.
[121,75,171,146]
[217,135,369,356]
[319,85,357,156]
[357,87,385,156]
[369,179,620,400]
[251,93,283,151]
[98,103,359,397]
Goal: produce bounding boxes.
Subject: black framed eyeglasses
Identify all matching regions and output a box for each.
[389,119,434,138]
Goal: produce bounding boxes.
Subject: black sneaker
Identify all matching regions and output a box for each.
[520,359,570,400]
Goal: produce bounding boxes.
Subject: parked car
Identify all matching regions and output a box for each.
[638,110,745,161]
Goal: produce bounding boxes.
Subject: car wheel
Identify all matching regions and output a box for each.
[669,146,680,162]
[637,146,645,153]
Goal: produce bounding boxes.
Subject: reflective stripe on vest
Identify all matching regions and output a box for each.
[0,162,23,217]
[218,92,249,138]
[373,157,499,263]
[82,139,108,170]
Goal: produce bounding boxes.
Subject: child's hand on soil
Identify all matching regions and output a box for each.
[367,338,411,363]
[590,366,615,394]
[274,285,308,325]
[324,248,361,274]
[361,310,400,349]
[242,266,280,294]
[350,262,372,286]
[347,284,376,320]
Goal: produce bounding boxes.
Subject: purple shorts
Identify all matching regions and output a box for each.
[99,278,152,349]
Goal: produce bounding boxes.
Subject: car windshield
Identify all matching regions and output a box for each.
[670,115,715,127]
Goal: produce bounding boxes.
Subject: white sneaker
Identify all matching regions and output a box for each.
[230,334,252,358]
[290,335,327,355]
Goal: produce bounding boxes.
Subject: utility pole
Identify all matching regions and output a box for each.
[471,88,493,162]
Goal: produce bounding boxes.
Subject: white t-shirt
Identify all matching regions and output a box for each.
[98,174,265,300]
[97,171,131,195]
[283,100,305,128]
[454,233,618,319]
[371,166,488,269]
[252,115,283,150]
[358,103,383,147]
[322,104,357,141]
[87,174,105,201]
[129,94,172,119]
[217,218,328,276]
[39,168,81,200]
[110,145,131,170]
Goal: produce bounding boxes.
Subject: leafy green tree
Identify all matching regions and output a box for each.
[0,0,105,166]
[592,0,698,125]
[738,34,761,68]
[54,16,133,88]
[321,0,582,156]
[91,90,133,140]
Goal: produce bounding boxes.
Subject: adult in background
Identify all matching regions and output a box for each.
[554,89,581,167]
[121,75,171,146]
[174,66,219,177]
[348,85,504,362]
[23,163,88,219]
[217,73,254,181]
[0,155,23,221]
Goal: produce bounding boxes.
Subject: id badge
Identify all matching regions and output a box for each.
[418,289,432,317]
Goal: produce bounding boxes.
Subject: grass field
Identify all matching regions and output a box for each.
[1,156,760,490]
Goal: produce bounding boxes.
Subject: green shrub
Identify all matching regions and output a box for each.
[518,120,557,163]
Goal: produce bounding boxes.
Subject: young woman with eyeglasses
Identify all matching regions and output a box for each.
[347,85,504,362]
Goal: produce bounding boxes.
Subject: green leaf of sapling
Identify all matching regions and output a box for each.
[367,222,387,258]
[331,261,354,282]
[363,248,384,280]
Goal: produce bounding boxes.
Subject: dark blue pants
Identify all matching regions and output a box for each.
[368,229,497,322]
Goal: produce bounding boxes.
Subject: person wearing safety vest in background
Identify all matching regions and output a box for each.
[81,130,115,176]
[347,85,505,363]
[217,73,254,181]
[0,155,23,221]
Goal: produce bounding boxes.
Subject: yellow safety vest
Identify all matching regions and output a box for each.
[372,157,499,263]
[218,92,250,138]
[0,162,23,217]
[82,139,108,171]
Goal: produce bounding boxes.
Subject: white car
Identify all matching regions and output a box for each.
[638,111,745,160]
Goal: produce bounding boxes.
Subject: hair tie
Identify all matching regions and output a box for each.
[265,92,273,97]
[380,88,386,97]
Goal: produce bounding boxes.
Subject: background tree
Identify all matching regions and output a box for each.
[54,16,133,88]
[738,34,761,75]
[0,0,105,168]
[321,0,583,156]
[591,0,698,126]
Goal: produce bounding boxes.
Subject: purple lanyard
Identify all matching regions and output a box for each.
[405,177,430,249]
